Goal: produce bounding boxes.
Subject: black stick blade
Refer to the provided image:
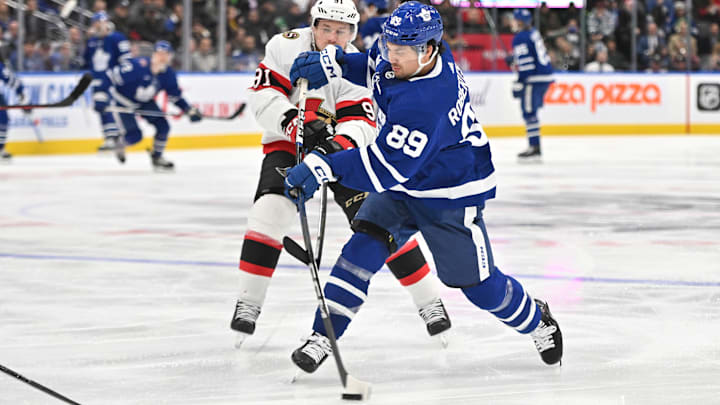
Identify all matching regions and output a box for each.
[283,236,310,265]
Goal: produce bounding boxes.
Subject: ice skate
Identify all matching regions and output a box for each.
[291,332,332,373]
[148,150,174,172]
[419,298,451,337]
[97,137,117,152]
[0,150,11,163]
[113,137,126,164]
[230,300,261,348]
[517,145,542,163]
[530,299,563,365]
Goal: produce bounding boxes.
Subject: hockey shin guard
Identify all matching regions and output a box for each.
[386,239,440,308]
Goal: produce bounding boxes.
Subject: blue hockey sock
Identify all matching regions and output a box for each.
[462,267,541,334]
[313,232,389,338]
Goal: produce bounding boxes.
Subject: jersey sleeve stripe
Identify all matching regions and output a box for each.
[262,140,296,155]
[369,143,409,184]
[389,172,497,200]
[336,98,377,127]
[359,146,386,193]
[249,63,292,97]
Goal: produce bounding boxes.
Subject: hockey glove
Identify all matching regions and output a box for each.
[313,134,356,156]
[284,152,336,203]
[281,109,332,147]
[290,45,345,90]
[186,106,203,122]
[512,82,524,99]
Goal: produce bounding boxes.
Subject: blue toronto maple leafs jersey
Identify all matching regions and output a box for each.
[84,31,131,78]
[327,43,497,209]
[98,57,191,111]
[512,29,553,83]
[0,62,25,98]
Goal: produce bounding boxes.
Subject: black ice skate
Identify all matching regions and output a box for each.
[517,145,542,163]
[230,300,261,335]
[148,150,174,172]
[530,299,563,365]
[0,150,11,162]
[292,332,332,373]
[418,298,451,336]
[231,300,261,348]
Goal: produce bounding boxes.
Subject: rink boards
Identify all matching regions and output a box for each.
[4,71,720,155]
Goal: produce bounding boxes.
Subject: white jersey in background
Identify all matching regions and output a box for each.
[248,27,377,155]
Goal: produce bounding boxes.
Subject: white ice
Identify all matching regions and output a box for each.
[1,135,719,405]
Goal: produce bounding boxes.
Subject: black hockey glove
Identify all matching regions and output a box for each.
[281,109,333,151]
[313,134,357,156]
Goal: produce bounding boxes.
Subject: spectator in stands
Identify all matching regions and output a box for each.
[698,0,720,25]
[585,44,615,72]
[553,35,581,71]
[646,52,669,72]
[111,0,131,36]
[668,20,699,70]
[703,42,720,70]
[462,8,487,34]
[129,2,167,42]
[0,2,12,32]
[191,36,217,72]
[587,0,617,43]
[50,41,83,71]
[606,39,629,70]
[230,35,261,72]
[638,21,667,69]
[165,2,184,49]
[539,2,565,39]
[24,0,48,41]
[91,0,106,12]
[615,0,646,62]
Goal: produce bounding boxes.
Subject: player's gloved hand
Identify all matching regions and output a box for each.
[283,152,336,203]
[17,94,32,115]
[94,100,109,114]
[504,55,515,68]
[312,134,356,156]
[186,106,203,122]
[281,109,332,146]
[290,45,345,90]
[512,82,524,99]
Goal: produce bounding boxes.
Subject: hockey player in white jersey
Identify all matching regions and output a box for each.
[231,0,451,347]
[286,1,563,373]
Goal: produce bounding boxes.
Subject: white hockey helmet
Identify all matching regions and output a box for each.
[310,0,360,39]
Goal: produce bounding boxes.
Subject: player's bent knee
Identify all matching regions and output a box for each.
[124,129,143,146]
[350,219,398,253]
[247,194,297,242]
[460,267,509,310]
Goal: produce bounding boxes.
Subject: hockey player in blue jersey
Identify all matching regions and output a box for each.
[84,11,132,153]
[93,41,202,171]
[359,0,390,50]
[0,61,30,162]
[285,1,563,373]
[511,8,554,162]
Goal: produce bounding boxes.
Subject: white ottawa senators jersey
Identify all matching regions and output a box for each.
[248,27,377,155]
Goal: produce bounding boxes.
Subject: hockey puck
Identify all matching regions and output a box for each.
[341,393,363,400]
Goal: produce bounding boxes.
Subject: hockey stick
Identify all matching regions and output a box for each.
[284,79,370,400]
[103,103,246,121]
[0,363,82,405]
[0,73,93,110]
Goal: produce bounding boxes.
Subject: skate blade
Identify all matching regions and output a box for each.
[517,156,542,164]
[233,333,249,349]
[435,332,450,349]
[288,369,303,384]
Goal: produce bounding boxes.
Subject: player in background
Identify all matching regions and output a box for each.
[359,0,390,51]
[0,61,30,162]
[92,41,202,171]
[231,0,451,348]
[286,1,563,373]
[84,11,131,153]
[511,8,554,162]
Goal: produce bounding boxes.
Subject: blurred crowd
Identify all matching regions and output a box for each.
[1,0,719,72]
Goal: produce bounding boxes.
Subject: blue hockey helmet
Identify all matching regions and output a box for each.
[91,11,109,23]
[381,1,443,47]
[513,8,532,25]
[154,40,174,53]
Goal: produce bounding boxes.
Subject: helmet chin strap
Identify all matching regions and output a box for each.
[410,45,439,78]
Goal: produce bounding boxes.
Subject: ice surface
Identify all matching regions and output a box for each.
[1,135,719,404]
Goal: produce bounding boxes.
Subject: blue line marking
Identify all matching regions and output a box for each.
[2,252,719,288]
